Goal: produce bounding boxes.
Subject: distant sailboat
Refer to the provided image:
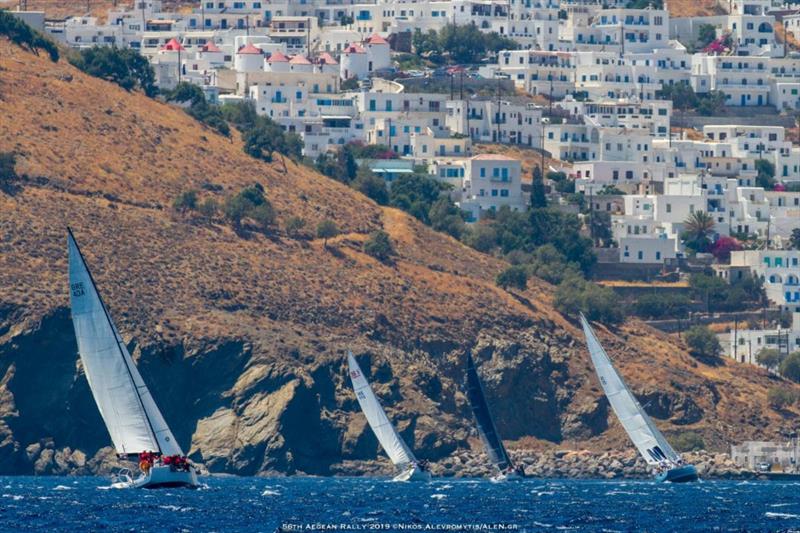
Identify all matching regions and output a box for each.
[346,351,431,482]
[464,352,524,482]
[579,313,698,483]
[68,228,199,489]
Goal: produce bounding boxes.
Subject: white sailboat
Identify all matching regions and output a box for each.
[579,314,698,483]
[347,351,431,482]
[68,229,199,489]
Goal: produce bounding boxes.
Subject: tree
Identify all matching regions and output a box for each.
[682,211,715,253]
[768,387,798,410]
[389,173,444,224]
[685,325,721,360]
[791,228,800,250]
[316,219,339,248]
[530,166,547,209]
[496,265,528,290]
[463,223,498,253]
[756,348,785,370]
[172,190,198,212]
[554,274,622,324]
[657,82,699,111]
[340,77,359,91]
[412,24,518,65]
[633,292,692,319]
[364,230,395,262]
[697,24,717,49]
[755,159,776,190]
[0,152,17,182]
[285,216,307,238]
[0,10,59,61]
[526,244,581,285]
[69,46,156,97]
[352,169,389,205]
[198,198,218,219]
[779,352,800,383]
[697,91,726,116]
[223,184,274,234]
[428,198,466,239]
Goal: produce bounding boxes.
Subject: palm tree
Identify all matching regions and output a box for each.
[682,211,715,253]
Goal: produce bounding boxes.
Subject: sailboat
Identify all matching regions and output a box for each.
[464,352,524,482]
[68,229,199,489]
[347,351,431,482]
[579,313,698,483]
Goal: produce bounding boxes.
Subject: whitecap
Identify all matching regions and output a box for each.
[53,485,73,491]
[261,489,281,496]
[533,522,553,528]
[2,494,23,501]
[430,494,446,500]
[771,503,793,508]
[436,484,453,490]
[766,512,800,519]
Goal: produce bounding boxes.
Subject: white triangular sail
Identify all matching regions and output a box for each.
[68,230,182,457]
[580,314,680,466]
[347,351,416,469]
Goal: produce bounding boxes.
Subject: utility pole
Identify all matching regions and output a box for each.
[734,315,739,362]
[496,76,502,142]
[201,0,205,30]
[450,73,454,100]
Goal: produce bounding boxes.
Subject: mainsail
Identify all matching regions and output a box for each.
[68,229,183,457]
[347,351,416,469]
[580,314,680,466]
[464,353,511,471]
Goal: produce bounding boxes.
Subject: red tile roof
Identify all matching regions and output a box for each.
[267,51,289,62]
[344,43,365,54]
[161,38,185,51]
[201,41,221,53]
[317,52,338,65]
[289,54,312,65]
[366,33,388,45]
[237,43,263,55]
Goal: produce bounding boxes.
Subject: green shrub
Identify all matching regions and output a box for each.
[496,265,528,290]
[767,387,799,410]
[525,244,581,285]
[685,325,721,360]
[285,216,307,238]
[316,218,339,248]
[671,431,705,452]
[69,46,156,96]
[554,275,622,324]
[172,190,198,212]
[0,10,59,61]
[756,348,784,370]
[632,292,692,319]
[352,169,389,205]
[364,230,395,262]
[779,352,800,383]
[0,152,17,182]
[223,184,274,233]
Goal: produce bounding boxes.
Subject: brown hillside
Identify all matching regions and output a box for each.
[0,37,797,477]
[0,0,195,21]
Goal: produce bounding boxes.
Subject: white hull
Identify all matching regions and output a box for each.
[111,465,199,489]
[392,466,431,482]
[490,472,522,483]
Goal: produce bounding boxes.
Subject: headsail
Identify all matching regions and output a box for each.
[464,353,511,471]
[68,229,182,457]
[347,351,416,469]
[580,314,680,466]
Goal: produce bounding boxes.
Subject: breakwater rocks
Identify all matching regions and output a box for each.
[431,449,755,480]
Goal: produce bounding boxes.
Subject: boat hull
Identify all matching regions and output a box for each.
[655,464,698,483]
[392,466,431,482]
[111,465,199,489]
[490,472,522,483]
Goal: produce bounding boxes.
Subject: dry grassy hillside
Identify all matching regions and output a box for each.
[0,38,798,476]
[0,0,195,21]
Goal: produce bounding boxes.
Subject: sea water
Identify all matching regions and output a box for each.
[0,476,797,532]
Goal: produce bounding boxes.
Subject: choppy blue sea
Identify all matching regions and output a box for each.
[1,476,798,532]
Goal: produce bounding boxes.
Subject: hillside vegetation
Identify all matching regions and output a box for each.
[0,37,797,476]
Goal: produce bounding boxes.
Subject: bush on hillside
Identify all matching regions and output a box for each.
[166,82,230,136]
[352,168,389,205]
[685,325,721,360]
[172,190,198,212]
[364,230,395,262]
[756,348,784,370]
[316,218,339,248]
[768,387,799,410]
[671,431,705,452]
[779,352,800,383]
[285,216,307,238]
[632,292,692,319]
[69,46,156,97]
[554,274,622,324]
[224,184,275,234]
[496,266,528,291]
[0,10,59,61]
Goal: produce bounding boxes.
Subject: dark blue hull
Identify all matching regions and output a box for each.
[655,464,699,483]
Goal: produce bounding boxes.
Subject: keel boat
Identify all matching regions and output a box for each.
[68,229,199,489]
[464,353,525,482]
[347,351,431,482]
[579,314,698,483]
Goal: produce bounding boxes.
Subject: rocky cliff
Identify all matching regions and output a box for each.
[0,38,798,477]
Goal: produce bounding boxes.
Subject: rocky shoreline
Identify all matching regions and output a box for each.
[23,440,756,480]
[430,448,755,480]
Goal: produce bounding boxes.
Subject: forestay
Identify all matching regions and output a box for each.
[580,314,680,466]
[68,230,183,457]
[465,353,511,471]
[347,351,416,469]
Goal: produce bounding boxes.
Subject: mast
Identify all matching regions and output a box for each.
[68,227,162,456]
